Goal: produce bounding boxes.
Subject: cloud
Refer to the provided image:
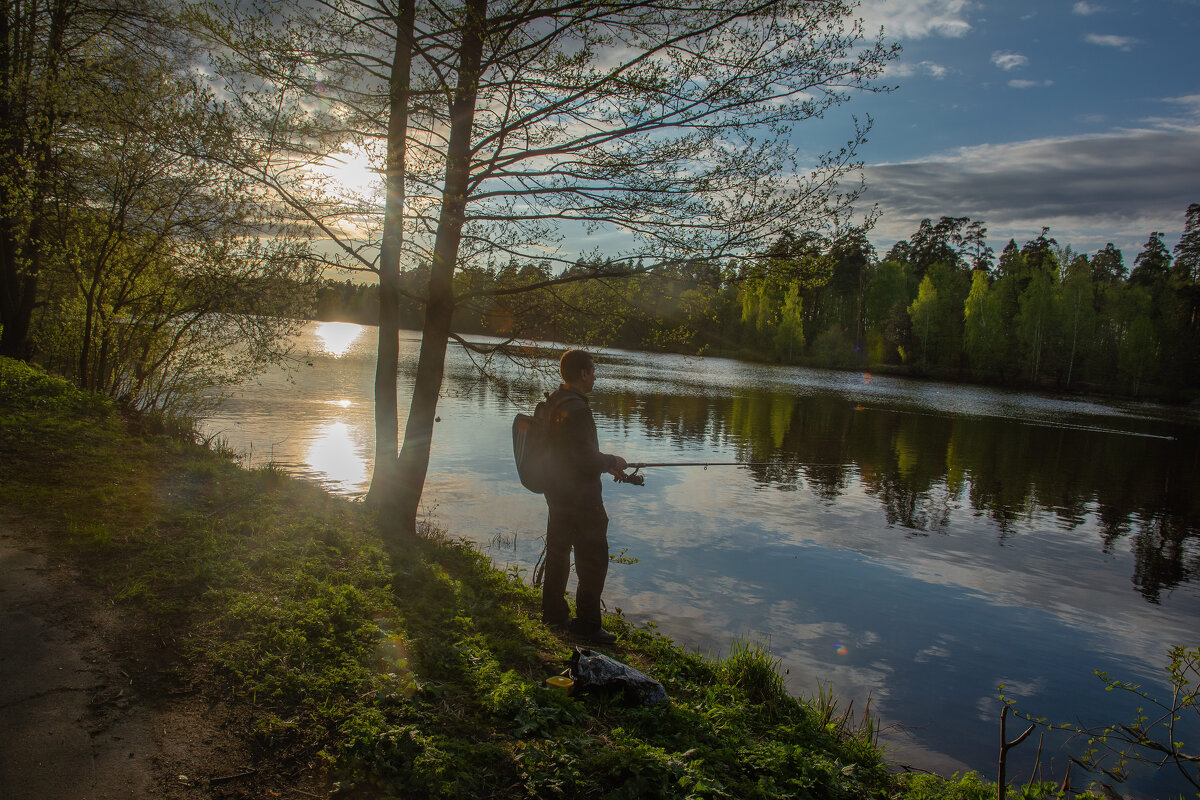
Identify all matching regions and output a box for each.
[860,123,1200,252]
[1084,33,1138,50]
[1008,79,1053,89]
[857,0,974,39]
[1072,1,1102,14]
[888,59,951,79]
[991,51,1029,71]
[1165,94,1200,110]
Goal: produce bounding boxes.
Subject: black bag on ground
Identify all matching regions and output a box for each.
[512,393,563,494]
[569,646,669,706]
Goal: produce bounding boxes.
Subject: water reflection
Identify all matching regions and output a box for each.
[315,321,365,356]
[306,421,368,492]
[608,387,1200,601]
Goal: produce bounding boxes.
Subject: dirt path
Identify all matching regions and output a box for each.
[0,522,327,800]
[0,526,162,798]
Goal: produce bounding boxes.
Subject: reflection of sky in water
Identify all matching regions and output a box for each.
[201,323,1200,797]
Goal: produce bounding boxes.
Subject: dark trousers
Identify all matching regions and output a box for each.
[542,503,609,629]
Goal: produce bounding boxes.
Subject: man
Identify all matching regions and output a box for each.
[542,349,627,644]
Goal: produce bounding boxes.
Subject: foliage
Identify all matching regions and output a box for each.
[0,355,114,417]
[1074,646,1200,796]
[0,0,318,413]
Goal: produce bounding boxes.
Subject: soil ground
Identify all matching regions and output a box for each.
[0,519,329,800]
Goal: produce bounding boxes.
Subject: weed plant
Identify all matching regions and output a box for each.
[2,355,1035,799]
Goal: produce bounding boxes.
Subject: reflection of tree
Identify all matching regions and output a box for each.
[1098,511,1133,554]
[1131,513,1199,603]
[584,379,1200,600]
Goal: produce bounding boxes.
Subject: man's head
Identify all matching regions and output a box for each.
[560,349,596,391]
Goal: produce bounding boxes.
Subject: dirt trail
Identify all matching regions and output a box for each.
[0,522,326,799]
[0,527,162,798]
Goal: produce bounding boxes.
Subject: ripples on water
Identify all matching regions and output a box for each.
[202,322,1200,797]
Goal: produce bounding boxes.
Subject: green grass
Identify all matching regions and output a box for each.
[1,355,1050,799]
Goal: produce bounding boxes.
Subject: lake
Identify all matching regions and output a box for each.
[201,321,1200,797]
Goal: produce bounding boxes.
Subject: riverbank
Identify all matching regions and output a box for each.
[1,356,1037,799]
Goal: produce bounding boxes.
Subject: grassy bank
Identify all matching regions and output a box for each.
[1,356,1043,799]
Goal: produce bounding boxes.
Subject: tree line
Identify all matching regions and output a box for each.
[341,209,1193,401]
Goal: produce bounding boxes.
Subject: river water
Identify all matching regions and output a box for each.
[201,321,1200,797]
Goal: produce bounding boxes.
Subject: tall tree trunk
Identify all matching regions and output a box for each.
[366,0,416,509]
[0,0,70,361]
[384,0,485,540]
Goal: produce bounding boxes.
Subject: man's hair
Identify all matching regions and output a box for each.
[559,349,594,383]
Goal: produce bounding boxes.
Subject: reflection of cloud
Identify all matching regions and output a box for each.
[315,321,366,357]
[306,421,368,491]
[976,677,1046,721]
[914,634,955,664]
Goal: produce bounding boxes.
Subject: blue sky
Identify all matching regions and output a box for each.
[837,0,1200,260]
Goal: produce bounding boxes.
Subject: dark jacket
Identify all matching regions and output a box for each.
[544,386,618,508]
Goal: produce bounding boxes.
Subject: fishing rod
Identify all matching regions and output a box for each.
[613,460,833,486]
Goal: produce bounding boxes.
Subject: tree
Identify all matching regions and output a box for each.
[773,284,805,362]
[907,274,938,371]
[996,239,1025,281]
[204,0,898,538]
[896,216,991,282]
[1129,231,1172,287]
[1058,255,1095,389]
[863,260,908,363]
[0,0,311,405]
[1,0,173,358]
[906,262,964,373]
[962,270,1003,377]
[1091,242,1126,284]
[1019,227,1058,280]
[1015,268,1057,384]
[1172,203,1200,283]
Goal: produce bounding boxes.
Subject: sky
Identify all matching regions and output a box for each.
[834,0,1200,260]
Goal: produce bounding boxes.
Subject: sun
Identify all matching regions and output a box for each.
[316,143,380,200]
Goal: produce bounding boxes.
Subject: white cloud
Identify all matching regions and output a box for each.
[991,51,1029,71]
[1008,79,1053,89]
[1072,1,1103,15]
[1165,94,1200,110]
[1084,33,1138,50]
[861,123,1200,253]
[857,0,974,39]
[888,59,951,79]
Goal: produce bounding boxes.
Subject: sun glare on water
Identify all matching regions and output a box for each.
[306,421,368,492]
[315,321,364,357]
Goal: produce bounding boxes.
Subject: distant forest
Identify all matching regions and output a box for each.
[315,205,1200,401]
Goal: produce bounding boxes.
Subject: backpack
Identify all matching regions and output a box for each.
[512,393,566,494]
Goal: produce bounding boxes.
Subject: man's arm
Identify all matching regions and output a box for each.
[561,399,626,476]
